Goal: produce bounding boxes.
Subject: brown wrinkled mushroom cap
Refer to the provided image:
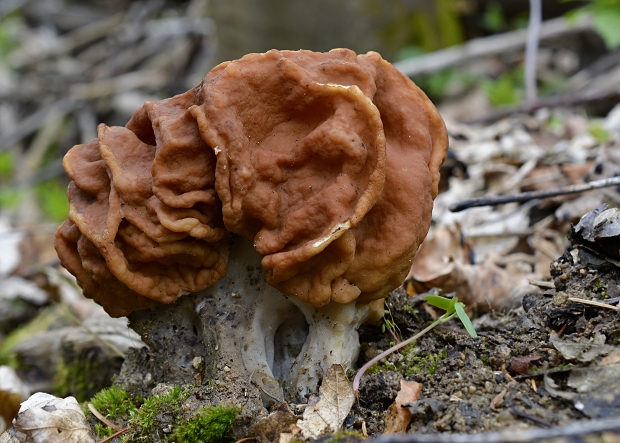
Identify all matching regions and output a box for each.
[55,48,447,316]
[55,92,228,317]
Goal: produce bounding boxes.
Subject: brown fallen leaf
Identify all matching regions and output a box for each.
[384,380,422,434]
[508,355,542,375]
[601,350,620,366]
[490,388,507,410]
[406,224,538,311]
[296,365,355,439]
[4,393,95,443]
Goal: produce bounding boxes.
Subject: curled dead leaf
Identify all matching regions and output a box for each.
[384,380,421,434]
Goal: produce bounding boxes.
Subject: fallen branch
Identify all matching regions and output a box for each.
[449,176,620,212]
[463,85,620,125]
[369,416,620,443]
[524,0,542,104]
[0,99,75,152]
[88,403,123,431]
[568,297,620,311]
[394,15,593,77]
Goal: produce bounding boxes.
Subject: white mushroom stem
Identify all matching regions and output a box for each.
[197,235,374,403]
[285,297,373,399]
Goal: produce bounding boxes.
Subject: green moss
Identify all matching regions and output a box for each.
[54,357,100,402]
[174,404,240,443]
[401,304,418,316]
[86,386,141,439]
[592,279,608,298]
[86,385,241,442]
[366,343,448,377]
[124,385,188,441]
[89,386,140,420]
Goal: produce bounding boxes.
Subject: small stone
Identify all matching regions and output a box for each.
[484,381,493,392]
[553,291,569,306]
[468,386,477,394]
[192,356,205,372]
[163,424,173,434]
[144,372,153,386]
[223,365,231,372]
[538,396,550,406]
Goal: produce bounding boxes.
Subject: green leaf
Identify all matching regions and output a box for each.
[0,151,14,180]
[425,295,453,311]
[0,187,22,209]
[36,181,69,222]
[563,8,587,25]
[592,7,620,48]
[455,303,478,338]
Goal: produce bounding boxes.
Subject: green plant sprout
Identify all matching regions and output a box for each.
[352,294,477,394]
[381,301,402,346]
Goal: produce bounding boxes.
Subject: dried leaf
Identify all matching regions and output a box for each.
[601,350,620,366]
[508,355,541,375]
[7,393,95,443]
[545,364,620,418]
[296,365,354,439]
[550,332,616,362]
[384,380,421,434]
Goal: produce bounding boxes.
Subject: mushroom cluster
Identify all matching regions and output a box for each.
[55,49,448,401]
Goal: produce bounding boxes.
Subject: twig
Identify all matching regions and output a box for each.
[369,416,620,443]
[0,99,75,152]
[567,297,620,311]
[96,427,127,443]
[525,0,542,104]
[88,403,123,431]
[235,438,257,443]
[70,70,167,99]
[528,280,555,289]
[9,13,125,68]
[509,409,552,428]
[394,15,593,77]
[464,85,620,125]
[449,176,620,212]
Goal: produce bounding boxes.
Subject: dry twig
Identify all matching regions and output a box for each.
[449,176,620,212]
[88,403,123,431]
[369,416,620,443]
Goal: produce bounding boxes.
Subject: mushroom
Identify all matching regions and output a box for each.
[55,49,448,403]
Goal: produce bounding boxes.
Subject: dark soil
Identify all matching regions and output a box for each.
[346,247,620,436]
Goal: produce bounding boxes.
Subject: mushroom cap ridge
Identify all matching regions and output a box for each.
[54,48,448,315]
